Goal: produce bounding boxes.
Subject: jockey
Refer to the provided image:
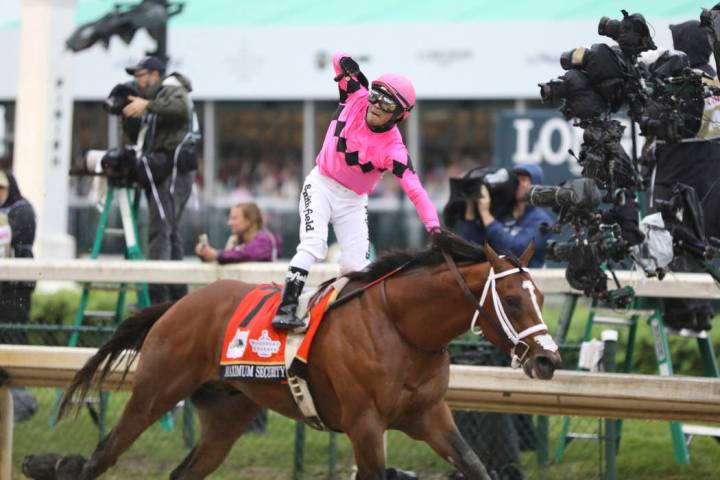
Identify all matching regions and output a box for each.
[272,52,441,330]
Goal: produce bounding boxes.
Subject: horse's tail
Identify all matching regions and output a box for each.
[57,301,175,421]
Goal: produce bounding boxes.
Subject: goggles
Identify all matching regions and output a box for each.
[368,88,400,113]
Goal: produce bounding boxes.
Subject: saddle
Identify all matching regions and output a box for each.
[219,277,350,430]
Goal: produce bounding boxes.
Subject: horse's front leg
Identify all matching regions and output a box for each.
[344,410,387,480]
[402,401,491,480]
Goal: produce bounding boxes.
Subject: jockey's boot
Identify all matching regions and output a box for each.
[272,266,308,330]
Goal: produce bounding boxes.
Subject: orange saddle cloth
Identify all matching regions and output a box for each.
[219,283,335,381]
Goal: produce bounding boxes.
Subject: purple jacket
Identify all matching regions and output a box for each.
[217,230,282,264]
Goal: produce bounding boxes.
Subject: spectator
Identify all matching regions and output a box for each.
[448,163,553,480]
[122,55,198,304]
[195,202,281,264]
[456,164,552,267]
[0,169,38,422]
[0,170,36,344]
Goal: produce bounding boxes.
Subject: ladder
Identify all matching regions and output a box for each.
[645,302,720,464]
[50,186,157,436]
[554,297,720,465]
[554,304,653,462]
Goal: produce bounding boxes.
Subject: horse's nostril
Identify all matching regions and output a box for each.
[534,354,558,375]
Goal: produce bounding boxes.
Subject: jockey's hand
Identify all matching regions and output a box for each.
[428,226,443,236]
[339,56,360,77]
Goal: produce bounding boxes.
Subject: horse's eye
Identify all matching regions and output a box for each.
[505,296,520,308]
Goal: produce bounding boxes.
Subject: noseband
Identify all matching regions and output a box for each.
[441,250,549,369]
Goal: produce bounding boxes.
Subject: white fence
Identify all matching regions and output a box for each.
[0,259,719,299]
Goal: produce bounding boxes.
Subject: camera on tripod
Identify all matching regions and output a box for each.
[77,147,139,188]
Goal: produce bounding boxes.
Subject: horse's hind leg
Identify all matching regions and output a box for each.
[170,382,262,480]
[401,401,491,480]
[78,368,201,479]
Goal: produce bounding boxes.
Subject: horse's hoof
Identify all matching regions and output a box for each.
[386,467,419,479]
[55,455,87,480]
[22,453,62,479]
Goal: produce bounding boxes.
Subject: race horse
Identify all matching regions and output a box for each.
[58,230,561,479]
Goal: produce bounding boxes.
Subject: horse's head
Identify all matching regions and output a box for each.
[473,242,561,380]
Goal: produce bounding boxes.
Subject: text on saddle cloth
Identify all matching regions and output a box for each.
[219,283,336,381]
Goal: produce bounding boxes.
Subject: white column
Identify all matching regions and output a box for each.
[514,99,527,113]
[202,101,216,205]
[302,100,316,177]
[0,387,12,480]
[405,102,423,247]
[13,0,77,259]
[107,114,120,149]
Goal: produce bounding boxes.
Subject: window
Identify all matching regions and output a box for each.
[214,102,303,202]
[420,100,514,205]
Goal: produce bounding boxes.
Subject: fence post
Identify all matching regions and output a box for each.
[0,385,13,480]
[602,329,618,480]
[293,422,305,480]
[328,432,337,479]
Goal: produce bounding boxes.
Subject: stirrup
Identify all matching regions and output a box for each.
[272,310,304,330]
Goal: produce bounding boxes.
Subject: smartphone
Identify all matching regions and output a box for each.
[198,233,208,247]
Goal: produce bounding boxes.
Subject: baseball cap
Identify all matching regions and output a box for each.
[125,56,166,75]
[0,171,9,188]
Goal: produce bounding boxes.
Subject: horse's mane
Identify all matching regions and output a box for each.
[345,229,487,283]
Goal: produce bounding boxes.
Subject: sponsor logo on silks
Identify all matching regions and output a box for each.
[225,328,250,359]
[221,364,287,380]
[249,329,282,358]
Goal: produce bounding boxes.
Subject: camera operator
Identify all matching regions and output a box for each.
[649,20,720,331]
[457,164,553,267]
[122,55,198,304]
[447,164,552,480]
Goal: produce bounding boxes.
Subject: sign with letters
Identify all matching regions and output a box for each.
[494,110,642,187]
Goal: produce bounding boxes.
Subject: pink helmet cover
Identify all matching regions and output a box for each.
[371,73,416,120]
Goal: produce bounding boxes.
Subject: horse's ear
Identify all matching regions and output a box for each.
[483,243,501,266]
[519,240,535,267]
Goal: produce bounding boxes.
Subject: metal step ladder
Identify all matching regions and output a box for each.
[554,305,654,462]
[554,299,720,465]
[646,305,720,464]
[49,186,161,436]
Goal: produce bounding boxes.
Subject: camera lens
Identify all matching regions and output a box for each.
[538,80,565,103]
[598,17,620,39]
[560,47,588,71]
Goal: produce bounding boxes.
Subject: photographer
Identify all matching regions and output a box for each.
[122,56,197,304]
[649,20,720,331]
[446,164,552,480]
[457,164,552,267]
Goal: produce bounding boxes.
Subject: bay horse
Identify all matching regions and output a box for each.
[58,230,561,480]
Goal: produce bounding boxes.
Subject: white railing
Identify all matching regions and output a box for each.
[0,258,718,298]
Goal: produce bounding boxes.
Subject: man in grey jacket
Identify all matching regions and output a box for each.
[123,56,197,304]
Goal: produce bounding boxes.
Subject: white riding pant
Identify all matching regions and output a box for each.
[290,167,370,274]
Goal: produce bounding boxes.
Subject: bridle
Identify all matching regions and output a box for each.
[441,250,549,369]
